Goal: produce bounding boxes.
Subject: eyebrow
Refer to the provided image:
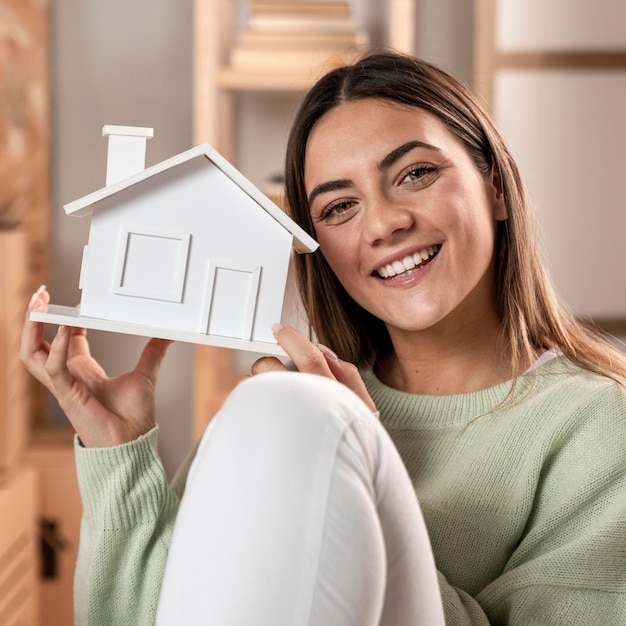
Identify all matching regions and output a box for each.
[378,140,442,171]
[307,179,352,207]
[307,140,442,207]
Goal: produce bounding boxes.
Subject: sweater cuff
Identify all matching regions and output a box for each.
[75,426,176,529]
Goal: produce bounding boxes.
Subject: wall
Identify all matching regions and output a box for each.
[50,0,474,475]
[51,0,194,476]
[490,0,626,334]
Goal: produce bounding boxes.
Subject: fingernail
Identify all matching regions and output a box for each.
[318,344,338,361]
[29,284,46,308]
[272,323,285,335]
[56,325,67,336]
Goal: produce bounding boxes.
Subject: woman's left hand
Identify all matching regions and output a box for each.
[251,324,377,412]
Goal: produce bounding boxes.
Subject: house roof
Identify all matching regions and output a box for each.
[64,143,318,254]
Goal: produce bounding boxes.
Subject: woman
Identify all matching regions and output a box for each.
[21,51,626,625]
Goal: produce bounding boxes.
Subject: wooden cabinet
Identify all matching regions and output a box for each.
[0,231,80,625]
[0,229,30,470]
[191,0,416,437]
[0,467,39,625]
[26,429,82,626]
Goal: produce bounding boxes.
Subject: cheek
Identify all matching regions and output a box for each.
[319,241,348,274]
[317,234,358,283]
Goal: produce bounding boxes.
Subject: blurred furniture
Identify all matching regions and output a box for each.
[0,229,80,626]
[0,2,80,624]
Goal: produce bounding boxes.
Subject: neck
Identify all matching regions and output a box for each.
[377,315,518,396]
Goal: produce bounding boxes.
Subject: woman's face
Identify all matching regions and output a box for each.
[304,98,506,339]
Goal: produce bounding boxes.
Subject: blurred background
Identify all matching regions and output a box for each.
[1,1,625,622]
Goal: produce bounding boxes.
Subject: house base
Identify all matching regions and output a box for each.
[30,304,287,356]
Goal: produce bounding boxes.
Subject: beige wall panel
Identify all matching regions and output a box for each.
[494,69,626,318]
[497,0,626,50]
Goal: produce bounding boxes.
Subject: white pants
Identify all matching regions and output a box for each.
[157,371,444,625]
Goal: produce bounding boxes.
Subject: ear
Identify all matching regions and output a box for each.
[489,160,508,222]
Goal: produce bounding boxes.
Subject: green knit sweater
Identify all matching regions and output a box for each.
[74,356,626,625]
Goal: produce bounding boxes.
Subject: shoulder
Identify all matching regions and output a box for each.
[527,355,626,419]
[521,357,626,469]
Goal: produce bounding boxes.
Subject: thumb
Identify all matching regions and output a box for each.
[320,348,377,413]
[135,338,173,384]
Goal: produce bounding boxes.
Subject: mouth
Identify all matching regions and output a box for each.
[374,245,441,279]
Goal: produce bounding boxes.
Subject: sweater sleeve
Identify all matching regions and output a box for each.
[73,427,180,626]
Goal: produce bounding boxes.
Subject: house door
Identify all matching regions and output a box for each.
[202,261,261,340]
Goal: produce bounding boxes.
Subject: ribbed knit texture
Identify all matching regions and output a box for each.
[363,355,626,624]
[73,356,626,625]
[74,428,180,626]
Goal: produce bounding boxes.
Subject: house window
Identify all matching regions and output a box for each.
[113,225,190,302]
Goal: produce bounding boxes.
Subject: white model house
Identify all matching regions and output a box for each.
[31,126,318,354]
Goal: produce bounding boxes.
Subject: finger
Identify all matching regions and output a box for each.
[20,286,51,378]
[28,284,48,310]
[134,338,173,385]
[251,356,288,376]
[67,325,92,360]
[320,347,377,412]
[45,325,75,397]
[272,324,333,377]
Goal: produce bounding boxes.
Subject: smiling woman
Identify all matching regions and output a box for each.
[19,50,626,625]
[285,54,626,381]
[302,99,508,392]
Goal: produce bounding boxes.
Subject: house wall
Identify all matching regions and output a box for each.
[80,158,292,343]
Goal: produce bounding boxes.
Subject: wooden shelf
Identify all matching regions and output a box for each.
[218,66,341,91]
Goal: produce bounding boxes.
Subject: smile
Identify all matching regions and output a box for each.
[375,245,441,279]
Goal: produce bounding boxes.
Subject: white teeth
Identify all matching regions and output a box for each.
[376,245,440,279]
[392,260,405,274]
[403,256,416,271]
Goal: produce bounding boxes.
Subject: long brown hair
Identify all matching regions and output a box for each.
[285,50,626,382]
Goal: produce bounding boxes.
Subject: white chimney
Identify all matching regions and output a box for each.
[102,125,154,186]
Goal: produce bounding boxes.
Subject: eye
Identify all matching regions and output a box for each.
[317,199,357,222]
[399,164,438,187]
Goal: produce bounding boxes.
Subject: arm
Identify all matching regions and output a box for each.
[435,380,626,625]
[475,383,626,623]
[20,287,175,624]
[74,428,180,626]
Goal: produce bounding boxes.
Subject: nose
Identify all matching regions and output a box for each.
[363,196,415,244]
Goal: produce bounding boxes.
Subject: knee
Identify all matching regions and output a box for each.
[202,372,377,463]
[189,372,384,496]
[224,371,373,431]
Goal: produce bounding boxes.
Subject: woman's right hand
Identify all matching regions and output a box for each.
[19,286,172,448]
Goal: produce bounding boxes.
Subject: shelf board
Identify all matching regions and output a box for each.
[217,67,320,91]
[496,50,626,69]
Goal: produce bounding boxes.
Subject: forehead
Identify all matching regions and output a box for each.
[304,99,464,174]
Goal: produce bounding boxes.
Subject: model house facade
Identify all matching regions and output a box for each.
[34,126,318,353]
